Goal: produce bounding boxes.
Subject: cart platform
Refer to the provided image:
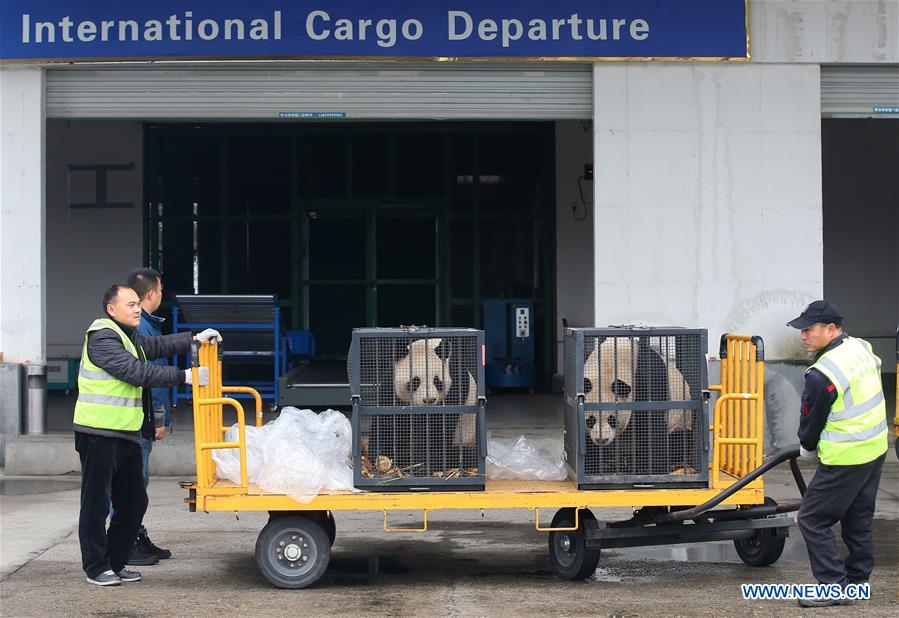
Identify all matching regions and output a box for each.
[192,476,763,513]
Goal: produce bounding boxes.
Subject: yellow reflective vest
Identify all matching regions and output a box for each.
[73,318,144,432]
[808,336,888,465]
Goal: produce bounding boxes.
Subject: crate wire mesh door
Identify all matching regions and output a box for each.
[349,327,486,491]
[564,327,709,489]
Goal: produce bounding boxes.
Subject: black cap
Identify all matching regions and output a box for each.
[787,300,844,329]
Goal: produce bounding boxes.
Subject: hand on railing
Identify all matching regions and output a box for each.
[184,366,210,386]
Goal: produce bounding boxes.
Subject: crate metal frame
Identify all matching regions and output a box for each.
[350,327,487,491]
[564,327,710,489]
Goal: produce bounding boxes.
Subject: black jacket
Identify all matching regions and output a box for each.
[798,334,846,451]
[74,318,192,443]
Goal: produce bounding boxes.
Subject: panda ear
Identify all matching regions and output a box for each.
[438,338,452,362]
[393,338,413,362]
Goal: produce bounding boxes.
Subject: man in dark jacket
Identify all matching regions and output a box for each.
[788,299,888,607]
[74,284,220,586]
[123,268,176,564]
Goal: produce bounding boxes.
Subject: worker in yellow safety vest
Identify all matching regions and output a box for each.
[787,299,888,608]
[74,284,220,587]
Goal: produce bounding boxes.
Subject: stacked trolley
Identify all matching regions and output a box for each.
[185,330,807,589]
[172,294,284,405]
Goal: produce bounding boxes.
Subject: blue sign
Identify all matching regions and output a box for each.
[0,1,748,62]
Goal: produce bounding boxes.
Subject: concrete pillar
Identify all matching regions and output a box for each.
[1,65,46,365]
[1,66,46,447]
[592,62,823,361]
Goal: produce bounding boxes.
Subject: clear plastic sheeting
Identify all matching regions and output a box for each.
[212,407,355,503]
[486,435,568,481]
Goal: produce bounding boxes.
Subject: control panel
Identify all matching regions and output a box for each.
[515,306,529,338]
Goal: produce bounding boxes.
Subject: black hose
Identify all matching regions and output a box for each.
[650,446,802,524]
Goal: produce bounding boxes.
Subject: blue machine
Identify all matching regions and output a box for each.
[483,298,535,390]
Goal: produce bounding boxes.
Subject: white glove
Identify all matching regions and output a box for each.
[184,366,210,386]
[194,328,222,343]
[799,446,817,459]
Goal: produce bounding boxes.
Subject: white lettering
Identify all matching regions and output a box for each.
[198,19,219,40]
[224,19,244,40]
[143,20,162,41]
[334,19,353,41]
[402,19,423,41]
[118,20,138,41]
[551,18,565,40]
[274,10,281,40]
[183,11,193,41]
[528,19,546,41]
[59,16,74,42]
[306,10,329,41]
[375,19,396,48]
[500,18,522,48]
[249,18,269,40]
[165,15,181,41]
[101,20,114,41]
[22,14,30,43]
[448,10,472,41]
[36,21,55,43]
[630,19,649,40]
[586,19,607,41]
[568,13,583,40]
[478,18,497,41]
[76,21,95,42]
[612,18,626,40]
[357,19,371,40]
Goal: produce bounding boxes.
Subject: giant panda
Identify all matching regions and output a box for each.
[583,337,695,475]
[365,336,478,477]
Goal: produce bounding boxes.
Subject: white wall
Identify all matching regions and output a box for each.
[751,0,899,63]
[592,62,823,360]
[0,66,45,364]
[554,121,595,372]
[45,120,144,358]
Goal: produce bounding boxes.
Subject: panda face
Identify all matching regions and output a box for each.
[583,338,696,446]
[393,338,453,406]
[587,410,632,446]
[583,338,637,445]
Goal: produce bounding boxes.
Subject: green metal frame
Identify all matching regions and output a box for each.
[145,122,557,386]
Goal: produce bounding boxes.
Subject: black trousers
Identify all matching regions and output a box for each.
[75,432,148,578]
[797,453,886,586]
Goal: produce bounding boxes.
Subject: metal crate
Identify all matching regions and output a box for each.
[349,327,486,491]
[564,327,709,489]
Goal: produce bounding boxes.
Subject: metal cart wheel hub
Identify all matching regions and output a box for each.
[283,544,302,561]
[554,533,577,567]
[271,531,316,576]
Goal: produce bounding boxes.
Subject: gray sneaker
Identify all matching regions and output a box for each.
[114,569,142,582]
[86,570,122,586]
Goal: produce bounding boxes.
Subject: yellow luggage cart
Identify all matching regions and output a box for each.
[184,335,805,589]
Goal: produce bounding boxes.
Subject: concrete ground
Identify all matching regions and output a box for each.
[2,393,898,616]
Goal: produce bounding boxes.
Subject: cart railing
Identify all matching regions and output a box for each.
[709,334,765,489]
[190,341,262,490]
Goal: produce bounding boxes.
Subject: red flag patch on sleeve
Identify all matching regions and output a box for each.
[826,384,836,392]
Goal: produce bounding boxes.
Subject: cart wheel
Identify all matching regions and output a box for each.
[548,508,600,580]
[733,498,786,567]
[314,511,337,546]
[268,511,335,546]
[255,514,330,589]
